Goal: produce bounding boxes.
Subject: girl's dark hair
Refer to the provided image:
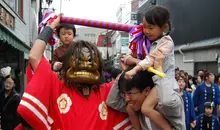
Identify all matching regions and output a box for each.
[175,76,187,83]
[192,77,197,85]
[144,5,171,35]
[56,23,76,37]
[118,66,155,92]
[215,73,220,83]
[197,69,204,76]
[204,72,214,81]
[175,76,187,88]
[62,40,104,87]
[197,75,204,81]
[4,75,11,80]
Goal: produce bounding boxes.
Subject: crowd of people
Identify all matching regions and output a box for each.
[175,68,220,129]
[0,5,219,130]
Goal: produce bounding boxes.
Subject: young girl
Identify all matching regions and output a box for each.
[196,102,220,130]
[123,5,178,130]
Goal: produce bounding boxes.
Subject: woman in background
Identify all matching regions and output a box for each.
[0,76,21,130]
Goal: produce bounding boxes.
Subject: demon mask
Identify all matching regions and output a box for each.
[62,40,103,97]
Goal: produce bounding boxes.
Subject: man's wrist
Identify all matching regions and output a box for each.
[37,26,53,45]
[48,24,56,30]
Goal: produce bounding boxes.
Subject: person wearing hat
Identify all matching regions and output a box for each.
[0,66,11,92]
[0,67,21,130]
[196,102,220,130]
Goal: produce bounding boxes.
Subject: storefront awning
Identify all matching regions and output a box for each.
[0,23,30,53]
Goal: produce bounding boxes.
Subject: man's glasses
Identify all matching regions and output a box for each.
[120,90,140,98]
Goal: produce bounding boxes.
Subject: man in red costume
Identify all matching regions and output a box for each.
[17,15,131,130]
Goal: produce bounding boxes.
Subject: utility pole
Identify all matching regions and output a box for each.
[105,30,109,60]
[60,0,62,13]
[38,0,43,24]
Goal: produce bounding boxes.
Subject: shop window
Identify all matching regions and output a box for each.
[84,33,96,37]
[4,0,23,18]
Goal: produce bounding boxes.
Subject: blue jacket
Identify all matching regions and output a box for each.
[193,82,220,115]
[196,114,220,130]
[183,91,196,130]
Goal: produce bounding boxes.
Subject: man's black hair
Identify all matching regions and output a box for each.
[111,68,122,79]
[118,66,155,92]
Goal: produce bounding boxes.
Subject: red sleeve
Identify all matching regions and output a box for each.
[18,57,59,130]
[14,124,24,130]
[107,108,132,130]
[26,63,33,83]
[103,81,114,97]
[103,81,132,130]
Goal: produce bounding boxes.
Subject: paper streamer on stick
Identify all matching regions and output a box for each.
[60,16,165,78]
[60,16,134,32]
[60,17,146,58]
[38,15,166,78]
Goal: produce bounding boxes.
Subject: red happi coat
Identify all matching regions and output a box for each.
[18,57,132,130]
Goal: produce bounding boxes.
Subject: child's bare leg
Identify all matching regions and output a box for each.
[126,104,141,130]
[141,87,172,130]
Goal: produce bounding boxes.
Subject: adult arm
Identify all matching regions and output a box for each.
[106,78,127,113]
[29,15,61,71]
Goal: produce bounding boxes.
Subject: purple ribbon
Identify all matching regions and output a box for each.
[129,26,151,60]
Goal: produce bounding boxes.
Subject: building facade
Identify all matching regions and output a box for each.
[138,0,220,76]
[0,0,39,90]
[74,27,113,60]
[111,0,139,67]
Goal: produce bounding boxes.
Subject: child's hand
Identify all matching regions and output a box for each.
[47,13,63,29]
[57,62,63,70]
[194,106,198,112]
[186,88,192,93]
[121,55,138,65]
[190,120,196,128]
[125,69,137,79]
[121,55,131,64]
[53,62,63,71]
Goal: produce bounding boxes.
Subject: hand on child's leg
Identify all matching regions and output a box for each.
[126,104,142,130]
[141,87,172,130]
